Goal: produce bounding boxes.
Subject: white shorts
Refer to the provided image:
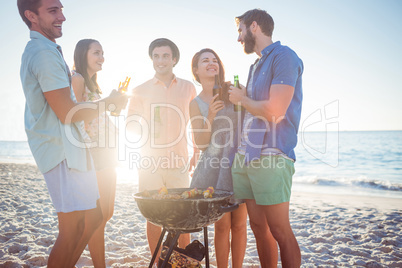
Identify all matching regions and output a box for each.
[43,159,100,213]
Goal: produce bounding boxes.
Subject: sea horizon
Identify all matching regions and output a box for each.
[1,130,401,200]
[2,129,401,142]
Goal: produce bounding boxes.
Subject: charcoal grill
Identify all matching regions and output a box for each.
[133,188,238,268]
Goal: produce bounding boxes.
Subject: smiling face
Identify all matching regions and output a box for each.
[27,0,66,42]
[237,21,256,54]
[86,41,104,76]
[151,46,176,77]
[195,52,219,81]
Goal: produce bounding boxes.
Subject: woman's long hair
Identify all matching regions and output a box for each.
[73,39,102,94]
[191,48,229,103]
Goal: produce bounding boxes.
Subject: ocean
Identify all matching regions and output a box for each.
[293,130,402,199]
[1,131,401,199]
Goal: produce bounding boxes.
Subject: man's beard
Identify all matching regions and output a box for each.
[243,29,255,54]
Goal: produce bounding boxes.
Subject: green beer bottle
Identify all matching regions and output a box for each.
[233,75,242,112]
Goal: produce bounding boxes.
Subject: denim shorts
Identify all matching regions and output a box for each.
[231,153,295,205]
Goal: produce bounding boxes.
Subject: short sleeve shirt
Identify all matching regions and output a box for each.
[239,41,303,162]
[20,31,89,173]
[127,76,197,168]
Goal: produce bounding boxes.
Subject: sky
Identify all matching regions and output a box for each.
[0,0,401,141]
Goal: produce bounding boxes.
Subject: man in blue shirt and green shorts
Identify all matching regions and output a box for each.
[229,9,303,267]
[18,0,127,266]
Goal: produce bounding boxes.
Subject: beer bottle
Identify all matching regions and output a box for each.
[212,74,221,101]
[233,75,243,112]
[111,76,131,116]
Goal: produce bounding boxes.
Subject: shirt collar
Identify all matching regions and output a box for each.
[30,30,60,49]
[152,74,178,85]
[261,41,281,57]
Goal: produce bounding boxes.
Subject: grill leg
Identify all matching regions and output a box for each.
[160,231,181,268]
[204,227,209,268]
[149,227,166,268]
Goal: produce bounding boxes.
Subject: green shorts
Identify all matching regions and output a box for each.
[231,153,295,205]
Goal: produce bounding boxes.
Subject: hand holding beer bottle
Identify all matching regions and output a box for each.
[111,76,131,116]
[208,74,225,120]
[212,74,222,101]
[233,75,243,112]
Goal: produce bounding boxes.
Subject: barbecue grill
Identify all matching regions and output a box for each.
[134,188,238,268]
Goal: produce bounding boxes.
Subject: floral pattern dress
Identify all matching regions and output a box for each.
[82,86,109,143]
[72,70,118,170]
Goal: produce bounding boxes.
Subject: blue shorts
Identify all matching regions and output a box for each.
[231,153,294,205]
[43,160,100,213]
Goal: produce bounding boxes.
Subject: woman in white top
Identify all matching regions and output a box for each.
[72,39,118,267]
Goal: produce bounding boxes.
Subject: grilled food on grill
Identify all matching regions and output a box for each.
[145,187,215,200]
[203,186,214,198]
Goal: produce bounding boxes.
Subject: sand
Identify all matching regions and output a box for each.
[0,163,401,267]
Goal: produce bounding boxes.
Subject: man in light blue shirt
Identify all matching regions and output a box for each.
[18,0,127,266]
[22,30,91,174]
[229,9,303,267]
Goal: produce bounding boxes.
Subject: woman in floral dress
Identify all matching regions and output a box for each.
[71,39,118,267]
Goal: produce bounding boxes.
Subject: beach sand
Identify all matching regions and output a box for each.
[1,163,401,267]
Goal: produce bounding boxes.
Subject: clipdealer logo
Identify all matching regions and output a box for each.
[300,100,340,167]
